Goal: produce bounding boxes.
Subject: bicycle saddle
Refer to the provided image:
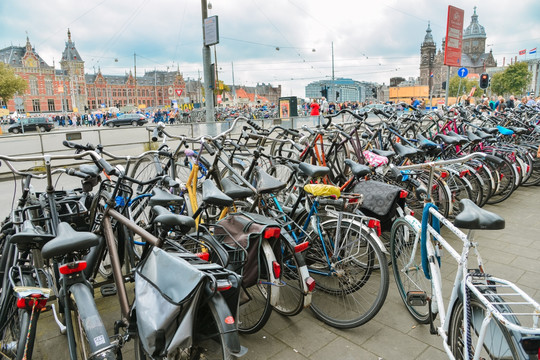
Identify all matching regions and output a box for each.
[42,222,100,259]
[416,134,439,149]
[434,133,460,145]
[9,220,55,250]
[202,179,233,207]
[254,167,287,194]
[149,188,184,207]
[446,131,469,145]
[152,205,195,234]
[298,162,330,179]
[465,130,482,143]
[474,129,494,140]
[453,199,505,230]
[370,149,395,158]
[221,177,254,200]
[344,159,371,177]
[392,141,420,158]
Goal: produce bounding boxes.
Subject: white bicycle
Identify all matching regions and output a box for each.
[390,153,540,359]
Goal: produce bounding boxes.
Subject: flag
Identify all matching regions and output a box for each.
[530,48,537,54]
[430,72,433,78]
[519,49,526,55]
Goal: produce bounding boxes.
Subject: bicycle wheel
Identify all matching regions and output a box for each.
[307,218,389,329]
[271,235,306,317]
[486,157,517,205]
[390,217,433,324]
[237,242,273,334]
[448,289,520,360]
[0,299,33,359]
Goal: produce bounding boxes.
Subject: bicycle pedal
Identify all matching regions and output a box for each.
[100,284,117,297]
[406,291,428,306]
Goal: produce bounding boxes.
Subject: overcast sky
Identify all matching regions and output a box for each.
[1,0,539,97]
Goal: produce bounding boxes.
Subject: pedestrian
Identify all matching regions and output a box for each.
[410,97,420,109]
[506,95,515,109]
[489,96,496,110]
[310,99,320,116]
[321,97,329,114]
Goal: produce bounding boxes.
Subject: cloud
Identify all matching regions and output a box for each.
[1,0,539,96]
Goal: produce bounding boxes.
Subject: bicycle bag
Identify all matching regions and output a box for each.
[214,212,281,287]
[134,247,206,358]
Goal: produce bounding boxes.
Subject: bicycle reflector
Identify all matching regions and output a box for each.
[306,277,316,292]
[59,261,87,275]
[294,241,309,253]
[272,261,281,279]
[263,227,281,239]
[196,252,210,261]
[17,294,48,310]
[399,190,408,199]
[367,219,382,236]
[215,279,233,292]
[440,171,449,178]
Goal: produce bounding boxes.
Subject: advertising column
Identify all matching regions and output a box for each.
[443,5,464,105]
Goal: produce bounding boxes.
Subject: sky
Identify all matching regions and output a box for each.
[1,0,539,98]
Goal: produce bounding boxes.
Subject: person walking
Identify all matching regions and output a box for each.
[321,97,329,114]
[310,99,320,116]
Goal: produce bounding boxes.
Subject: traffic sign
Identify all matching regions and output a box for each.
[458,67,468,78]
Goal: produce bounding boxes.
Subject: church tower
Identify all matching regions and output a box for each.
[60,29,88,112]
[420,22,437,91]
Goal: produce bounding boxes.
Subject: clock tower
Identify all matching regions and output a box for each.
[60,29,88,112]
[420,22,436,92]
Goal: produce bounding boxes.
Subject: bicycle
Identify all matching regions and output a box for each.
[390,153,540,359]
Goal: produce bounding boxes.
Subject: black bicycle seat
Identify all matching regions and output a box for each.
[221,177,254,199]
[453,199,505,230]
[202,179,233,207]
[152,205,195,233]
[148,188,184,207]
[298,162,330,179]
[9,220,55,250]
[344,159,371,177]
[42,222,100,258]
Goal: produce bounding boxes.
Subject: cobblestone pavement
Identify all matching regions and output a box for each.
[29,184,540,359]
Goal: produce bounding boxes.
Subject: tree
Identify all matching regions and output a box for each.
[448,74,477,97]
[488,62,532,97]
[0,63,28,104]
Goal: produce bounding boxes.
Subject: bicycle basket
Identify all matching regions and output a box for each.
[214,212,281,287]
[134,247,206,358]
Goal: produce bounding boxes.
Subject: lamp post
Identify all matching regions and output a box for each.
[201,0,215,122]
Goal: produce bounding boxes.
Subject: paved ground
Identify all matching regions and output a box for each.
[26,182,540,359]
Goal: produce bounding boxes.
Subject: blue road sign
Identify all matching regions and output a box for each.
[458,67,468,78]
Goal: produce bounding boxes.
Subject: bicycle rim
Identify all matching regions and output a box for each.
[308,219,389,329]
[390,217,432,324]
[449,291,519,360]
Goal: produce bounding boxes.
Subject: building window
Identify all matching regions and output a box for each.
[47,99,55,111]
[113,89,117,97]
[32,99,41,112]
[98,89,102,97]
[123,89,126,97]
[30,77,39,96]
[45,78,53,95]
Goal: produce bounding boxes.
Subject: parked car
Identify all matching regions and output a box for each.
[103,113,148,127]
[8,117,54,134]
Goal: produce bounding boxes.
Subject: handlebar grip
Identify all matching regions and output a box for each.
[293,142,303,152]
[151,128,160,142]
[63,140,89,150]
[67,168,90,179]
[247,119,262,131]
[158,150,172,157]
[203,142,216,156]
[302,125,315,135]
[98,158,116,176]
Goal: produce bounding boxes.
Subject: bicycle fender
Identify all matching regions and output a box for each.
[208,293,248,357]
[260,240,281,306]
[404,214,422,233]
[349,220,389,255]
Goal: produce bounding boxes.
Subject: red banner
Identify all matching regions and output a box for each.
[444,6,464,67]
[175,89,183,96]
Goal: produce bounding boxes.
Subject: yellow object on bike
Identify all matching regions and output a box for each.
[303,184,341,198]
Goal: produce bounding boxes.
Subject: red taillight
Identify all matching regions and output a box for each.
[367,219,382,236]
[224,316,235,325]
[306,277,316,292]
[196,252,210,261]
[17,295,47,310]
[459,170,470,177]
[399,190,408,199]
[59,261,87,275]
[272,261,281,279]
[440,171,448,178]
[216,280,233,292]
[263,227,281,239]
[294,241,309,253]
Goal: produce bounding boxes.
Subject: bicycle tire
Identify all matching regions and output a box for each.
[390,217,433,324]
[486,157,517,205]
[237,241,273,334]
[271,235,306,317]
[448,289,520,360]
[308,218,389,329]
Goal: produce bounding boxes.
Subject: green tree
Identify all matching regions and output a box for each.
[448,74,477,97]
[0,63,28,104]
[486,62,532,97]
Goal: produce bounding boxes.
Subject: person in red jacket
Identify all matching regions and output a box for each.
[310,99,320,116]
